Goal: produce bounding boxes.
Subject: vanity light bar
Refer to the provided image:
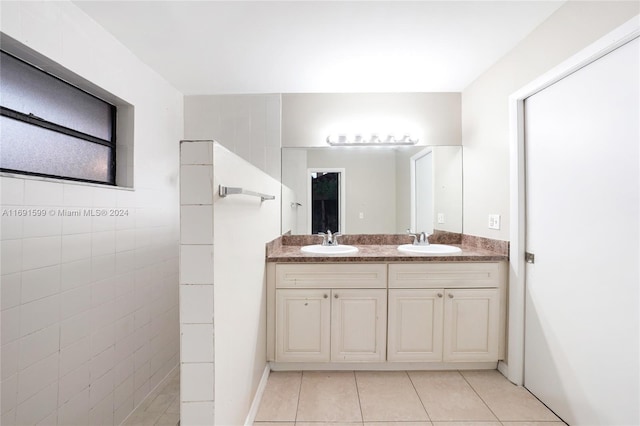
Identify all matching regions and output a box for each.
[326,134,418,146]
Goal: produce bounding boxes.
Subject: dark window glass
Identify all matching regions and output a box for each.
[0,50,116,185]
[311,172,340,234]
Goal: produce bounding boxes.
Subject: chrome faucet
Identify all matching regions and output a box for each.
[318,230,341,246]
[406,229,430,246]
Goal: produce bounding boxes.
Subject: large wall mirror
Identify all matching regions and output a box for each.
[281,146,462,235]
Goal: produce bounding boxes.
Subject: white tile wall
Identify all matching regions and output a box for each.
[179,141,216,423]
[0,175,179,426]
[0,2,182,425]
[183,94,282,181]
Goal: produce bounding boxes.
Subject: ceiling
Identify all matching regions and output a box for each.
[74,1,564,95]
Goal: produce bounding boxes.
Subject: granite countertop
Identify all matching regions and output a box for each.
[266,233,509,263]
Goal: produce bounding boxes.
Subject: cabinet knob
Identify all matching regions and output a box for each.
[323,294,328,299]
[334,294,339,299]
[448,293,454,298]
[437,293,443,298]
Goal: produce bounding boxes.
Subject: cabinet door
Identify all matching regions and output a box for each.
[276,289,330,362]
[443,288,499,362]
[387,289,444,362]
[331,289,387,362]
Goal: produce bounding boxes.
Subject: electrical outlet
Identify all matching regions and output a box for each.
[488,214,501,230]
[437,213,445,224]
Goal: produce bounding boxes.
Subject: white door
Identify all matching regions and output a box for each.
[414,150,434,233]
[443,288,499,362]
[524,37,639,425]
[331,289,387,362]
[387,289,444,362]
[276,289,331,362]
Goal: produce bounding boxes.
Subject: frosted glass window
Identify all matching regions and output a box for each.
[0,50,116,184]
[0,116,113,183]
[0,51,113,140]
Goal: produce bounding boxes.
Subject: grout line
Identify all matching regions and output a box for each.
[405,370,432,422]
[520,387,568,425]
[294,370,303,423]
[353,370,365,423]
[458,370,501,423]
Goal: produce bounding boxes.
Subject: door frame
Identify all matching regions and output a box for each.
[506,16,640,385]
[306,167,347,234]
[410,147,433,233]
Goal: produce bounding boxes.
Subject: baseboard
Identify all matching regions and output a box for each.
[498,360,515,383]
[244,364,271,426]
[270,361,498,371]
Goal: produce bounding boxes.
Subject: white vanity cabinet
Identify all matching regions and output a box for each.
[331,288,387,362]
[267,260,506,367]
[271,264,387,363]
[387,289,444,362]
[276,289,331,362]
[388,263,505,362]
[442,288,500,362]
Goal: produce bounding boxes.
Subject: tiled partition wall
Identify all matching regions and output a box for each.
[179,141,282,425]
[0,2,183,425]
[179,141,215,425]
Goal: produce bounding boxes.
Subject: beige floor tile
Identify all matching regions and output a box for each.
[122,412,147,426]
[409,371,497,421]
[159,380,180,396]
[296,371,362,422]
[461,370,560,422]
[254,423,295,426]
[432,423,500,426]
[154,411,180,426]
[363,422,432,426]
[166,396,180,414]
[255,371,302,422]
[501,423,566,426]
[124,410,164,426]
[146,393,178,414]
[297,423,363,426]
[356,371,429,422]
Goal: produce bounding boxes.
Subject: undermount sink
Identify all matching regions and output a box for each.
[300,244,359,255]
[397,244,462,255]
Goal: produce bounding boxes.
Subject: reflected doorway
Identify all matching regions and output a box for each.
[410,148,434,234]
[307,168,345,234]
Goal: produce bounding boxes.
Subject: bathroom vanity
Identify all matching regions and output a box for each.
[266,235,508,370]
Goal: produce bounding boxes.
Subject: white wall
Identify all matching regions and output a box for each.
[178,141,280,425]
[461,0,640,240]
[184,95,281,181]
[0,2,183,426]
[212,144,281,425]
[282,93,461,148]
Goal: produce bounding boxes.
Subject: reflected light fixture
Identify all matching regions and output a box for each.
[326,134,418,146]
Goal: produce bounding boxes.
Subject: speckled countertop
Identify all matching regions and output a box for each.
[266,232,509,263]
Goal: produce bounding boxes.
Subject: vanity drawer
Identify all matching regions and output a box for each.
[389,262,501,288]
[275,263,387,288]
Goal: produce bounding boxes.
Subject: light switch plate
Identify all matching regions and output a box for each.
[437,213,445,224]
[488,214,501,230]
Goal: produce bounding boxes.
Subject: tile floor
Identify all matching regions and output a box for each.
[254,370,566,426]
[122,367,180,426]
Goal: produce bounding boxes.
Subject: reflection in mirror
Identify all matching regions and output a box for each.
[309,169,343,234]
[281,146,462,235]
